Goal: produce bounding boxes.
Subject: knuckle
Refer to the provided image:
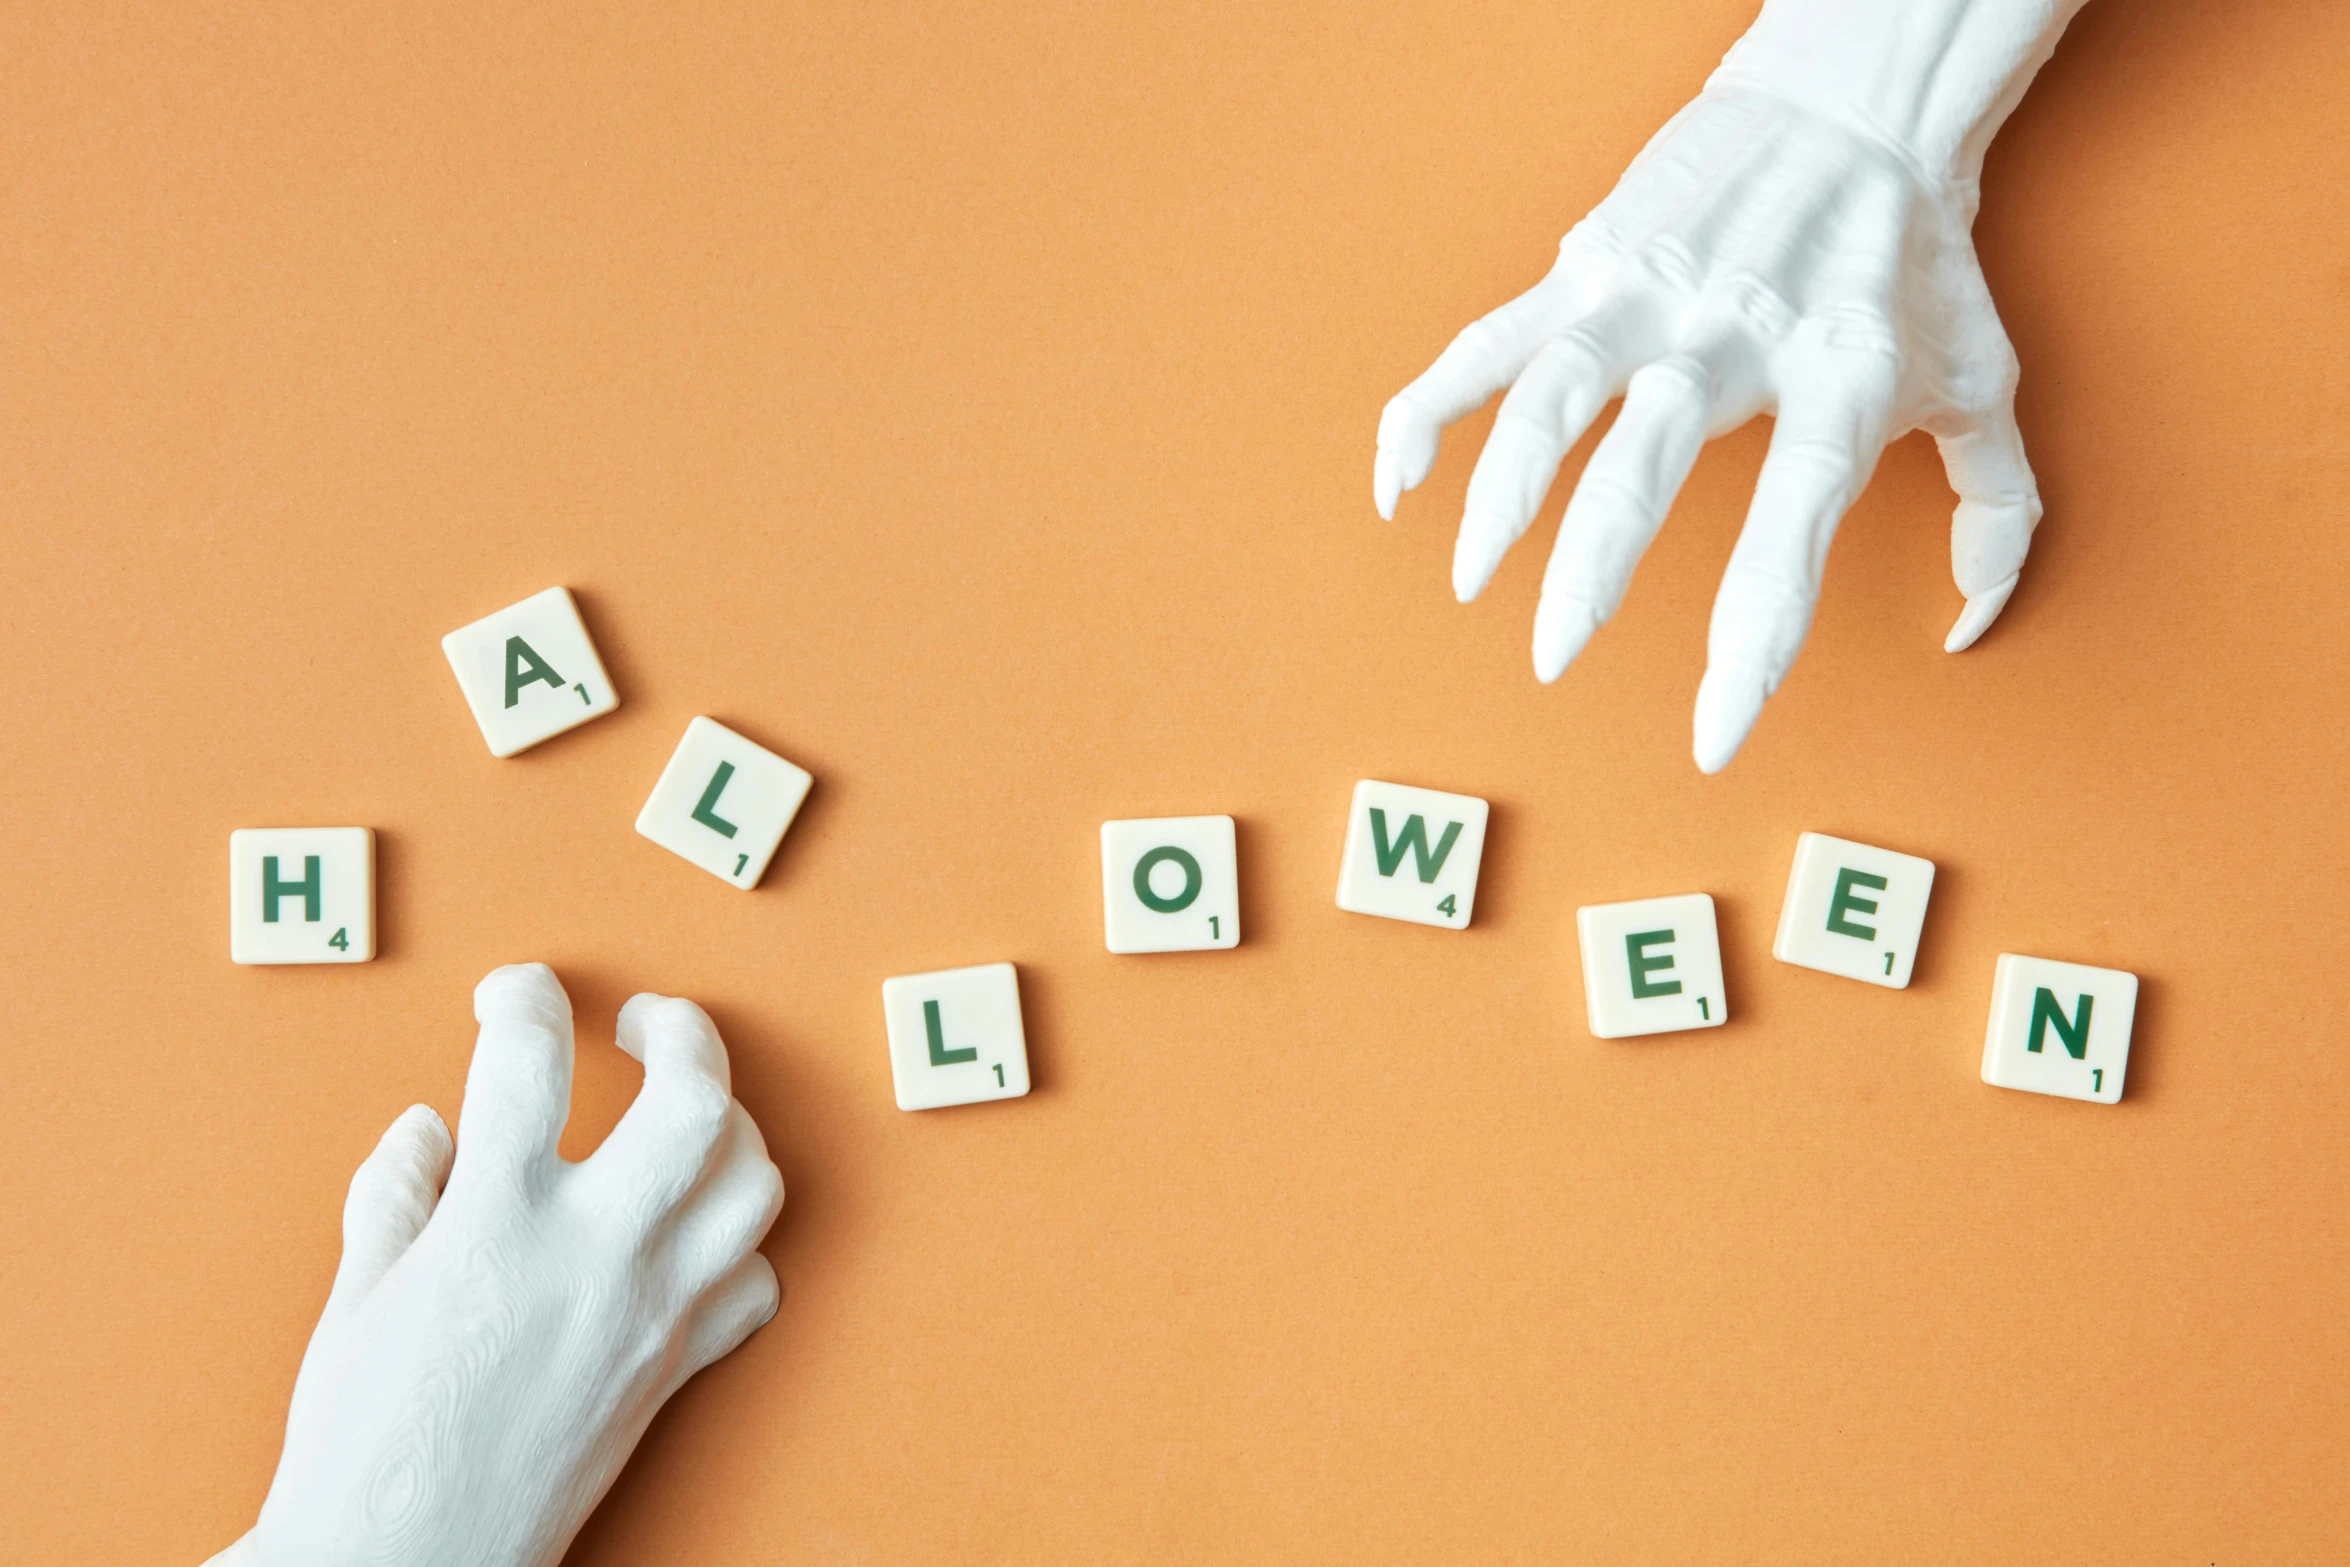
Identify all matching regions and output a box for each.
[675,1081,733,1147]
[721,1161,786,1233]
[1634,355,1712,410]
[1721,557,1824,635]
[1570,471,1656,520]
[1489,400,1562,452]
[1376,395,1437,454]
[1560,214,1625,261]
[647,995,711,1038]
[1718,273,1795,339]
[1548,325,1615,379]
[1628,237,1700,294]
[749,1257,782,1315]
[1820,310,1901,367]
[1774,435,1859,494]
[474,964,569,1026]
[1452,316,1510,360]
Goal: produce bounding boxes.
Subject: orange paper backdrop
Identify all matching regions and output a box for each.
[3,1,2347,1560]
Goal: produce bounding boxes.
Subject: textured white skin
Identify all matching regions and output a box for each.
[205,964,785,1567]
[1375,0,2092,772]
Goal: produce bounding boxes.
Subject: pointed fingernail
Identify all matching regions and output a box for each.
[1691,664,1770,774]
[1532,599,1601,683]
[1944,572,2019,652]
[1453,513,1509,602]
[1374,450,1402,520]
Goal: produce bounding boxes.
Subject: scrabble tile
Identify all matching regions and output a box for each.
[635,717,814,889]
[441,586,619,757]
[1771,832,1936,988]
[229,828,374,964]
[1101,815,1239,953]
[1334,779,1489,930]
[1576,893,1726,1038]
[1980,954,2138,1104]
[881,963,1031,1111]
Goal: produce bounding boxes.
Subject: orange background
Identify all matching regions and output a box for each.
[3,1,2347,1560]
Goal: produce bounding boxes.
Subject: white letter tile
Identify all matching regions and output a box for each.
[636,717,814,889]
[1576,893,1726,1039]
[1771,832,1936,988]
[882,963,1031,1111]
[441,586,619,757]
[1334,779,1488,930]
[1101,815,1240,953]
[1981,954,2138,1104]
[229,827,375,964]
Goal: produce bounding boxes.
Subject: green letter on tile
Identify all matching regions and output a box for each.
[1132,846,1202,913]
[1826,867,1887,940]
[691,761,741,838]
[262,855,322,924]
[924,999,977,1067]
[2027,989,2094,1059]
[503,636,566,708]
[1626,929,1681,999]
[1369,809,1463,884]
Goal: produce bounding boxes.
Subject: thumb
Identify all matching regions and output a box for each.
[1935,395,2042,652]
[322,1104,453,1323]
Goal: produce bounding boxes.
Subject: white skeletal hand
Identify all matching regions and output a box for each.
[1376,0,2087,772]
[207,964,785,1567]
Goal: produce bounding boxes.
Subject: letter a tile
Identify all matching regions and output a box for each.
[441,586,619,757]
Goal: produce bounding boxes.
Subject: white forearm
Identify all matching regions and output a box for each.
[1710,0,2093,197]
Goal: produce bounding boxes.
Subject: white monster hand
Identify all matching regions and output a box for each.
[208,964,785,1567]
[1376,0,2089,772]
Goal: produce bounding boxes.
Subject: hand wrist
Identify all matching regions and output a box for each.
[1706,0,2090,200]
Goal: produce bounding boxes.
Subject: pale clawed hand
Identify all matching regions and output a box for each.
[1376,84,2044,772]
[211,964,785,1567]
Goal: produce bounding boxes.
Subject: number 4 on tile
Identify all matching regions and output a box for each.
[1335,779,1489,931]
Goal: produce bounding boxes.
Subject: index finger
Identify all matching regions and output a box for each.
[449,962,577,1189]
